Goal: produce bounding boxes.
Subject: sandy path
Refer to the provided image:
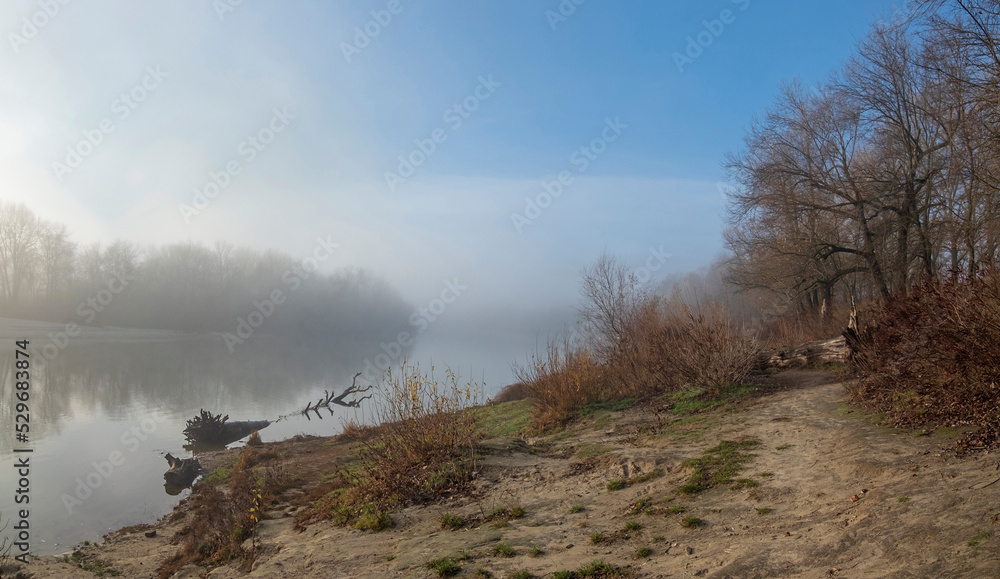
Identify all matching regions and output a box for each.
[18,370,1000,578]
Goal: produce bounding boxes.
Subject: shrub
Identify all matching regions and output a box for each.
[850,273,1000,450]
[515,340,605,430]
[440,513,464,530]
[426,557,462,577]
[520,254,761,430]
[298,363,484,529]
[157,448,279,576]
[246,430,262,446]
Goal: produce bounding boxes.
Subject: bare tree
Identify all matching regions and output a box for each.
[38,222,75,300]
[0,202,40,303]
[578,253,650,359]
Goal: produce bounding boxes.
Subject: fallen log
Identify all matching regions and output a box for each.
[763,335,849,369]
[183,409,270,446]
[163,453,202,488]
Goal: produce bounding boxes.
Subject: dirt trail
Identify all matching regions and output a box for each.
[19,370,1000,578]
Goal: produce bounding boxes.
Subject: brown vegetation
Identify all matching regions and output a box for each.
[157,446,289,577]
[849,272,1000,450]
[516,254,762,430]
[297,364,484,530]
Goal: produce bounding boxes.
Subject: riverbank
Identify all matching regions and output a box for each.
[13,369,1000,578]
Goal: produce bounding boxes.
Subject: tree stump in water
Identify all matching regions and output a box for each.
[163,453,202,488]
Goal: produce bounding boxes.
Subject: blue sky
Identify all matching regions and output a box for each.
[0,0,901,322]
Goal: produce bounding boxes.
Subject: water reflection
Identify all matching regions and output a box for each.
[0,326,405,555]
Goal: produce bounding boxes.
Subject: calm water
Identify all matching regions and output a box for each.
[0,319,521,556]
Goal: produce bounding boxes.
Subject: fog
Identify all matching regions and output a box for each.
[0,0,899,388]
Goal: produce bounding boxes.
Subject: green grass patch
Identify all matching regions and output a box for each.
[607,478,627,491]
[732,478,758,489]
[636,547,652,558]
[897,496,909,503]
[624,520,642,532]
[627,497,652,515]
[570,504,586,513]
[426,557,462,577]
[679,439,759,493]
[589,532,605,544]
[440,513,464,530]
[355,509,393,531]
[575,442,612,459]
[529,545,543,557]
[967,530,991,547]
[756,507,772,515]
[681,516,701,528]
[476,399,533,438]
[668,505,686,514]
[577,559,633,577]
[678,483,704,494]
[492,542,516,557]
[60,553,120,577]
[203,466,231,485]
[663,382,757,414]
[580,398,636,417]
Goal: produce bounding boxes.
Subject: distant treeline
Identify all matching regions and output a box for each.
[0,201,413,339]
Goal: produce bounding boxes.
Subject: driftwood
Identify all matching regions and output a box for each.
[163,453,202,488]
[302,372,372,419]
[183,409,270,446]
[764,336,850,369]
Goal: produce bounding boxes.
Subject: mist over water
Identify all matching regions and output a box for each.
[0,301,569,555]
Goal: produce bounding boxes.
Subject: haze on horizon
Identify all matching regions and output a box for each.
[0,0,904,384]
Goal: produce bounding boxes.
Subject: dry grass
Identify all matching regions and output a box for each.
[850,272,1000,450]
[298,363,484,529]
[516,296,761,428]
[246,430,262,446]
[157,446,287,578]
[514,341,605,430]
